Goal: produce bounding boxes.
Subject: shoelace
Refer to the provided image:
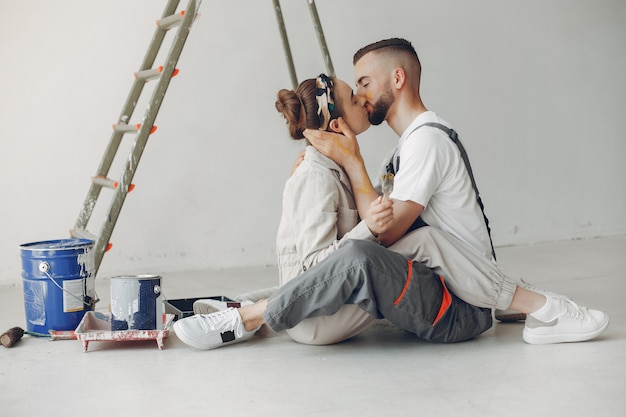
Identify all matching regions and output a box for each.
[196,308,243,336]
[560,298,592,321]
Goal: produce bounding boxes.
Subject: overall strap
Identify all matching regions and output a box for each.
[406,122,496,261]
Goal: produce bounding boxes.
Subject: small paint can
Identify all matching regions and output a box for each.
[110,275,163,331]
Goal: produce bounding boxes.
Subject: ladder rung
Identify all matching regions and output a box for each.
[112,123,157,134]
[92,176,135,192]
[69,229,113,252]
[156,10,185,29]
[134,66,180,81]
[70,228,97,241]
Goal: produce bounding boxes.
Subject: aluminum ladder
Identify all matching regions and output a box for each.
[273,0,335,89]
[71,0,202,276]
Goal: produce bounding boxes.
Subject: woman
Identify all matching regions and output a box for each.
[272,74,379,344]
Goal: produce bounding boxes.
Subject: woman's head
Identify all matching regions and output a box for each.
[275,74,370,140]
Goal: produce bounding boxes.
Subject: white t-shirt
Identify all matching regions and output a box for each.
[384,111,494,261]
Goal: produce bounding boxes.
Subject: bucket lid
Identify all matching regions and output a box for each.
[110,274,161,281]
[20,238,94,251]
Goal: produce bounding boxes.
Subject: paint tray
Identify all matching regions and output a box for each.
[164,296,235,321]
[74,311,174,352]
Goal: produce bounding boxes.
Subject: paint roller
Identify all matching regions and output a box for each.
[0,326,78,347]
[0,327,24,348]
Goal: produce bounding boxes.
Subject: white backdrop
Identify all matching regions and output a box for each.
[1,0,625,284]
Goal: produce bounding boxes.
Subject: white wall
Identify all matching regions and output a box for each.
[1,0,625,284]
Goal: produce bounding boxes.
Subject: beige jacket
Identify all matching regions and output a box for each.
[276,146,377,286]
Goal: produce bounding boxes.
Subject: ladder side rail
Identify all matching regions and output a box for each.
[307,0,335,77]
[74,0,182,231]
[92,0,198,274]
[272,0,298,89]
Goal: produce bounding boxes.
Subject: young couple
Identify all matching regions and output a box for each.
[174,38,609,349]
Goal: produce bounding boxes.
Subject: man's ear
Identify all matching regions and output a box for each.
[393,68,406,90]
[329,119,341,133]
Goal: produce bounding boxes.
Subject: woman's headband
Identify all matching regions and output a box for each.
[315,74,335,131]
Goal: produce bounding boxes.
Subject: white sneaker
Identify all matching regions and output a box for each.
[523,298,609,344]
[192,299,251,315]
[174,308,259,350]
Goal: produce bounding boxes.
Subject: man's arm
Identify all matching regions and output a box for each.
[304,118,422,246]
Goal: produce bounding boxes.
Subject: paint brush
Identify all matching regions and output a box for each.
[382,173,394,202]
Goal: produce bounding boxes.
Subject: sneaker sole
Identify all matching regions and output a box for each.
[522,316,610,345]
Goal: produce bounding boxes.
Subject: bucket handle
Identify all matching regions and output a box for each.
[39,261,99,308]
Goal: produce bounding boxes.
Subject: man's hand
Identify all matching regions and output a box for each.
[303,117,361,169]
[364,196,394,237]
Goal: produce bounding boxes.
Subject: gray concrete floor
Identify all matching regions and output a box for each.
[1,235,624,417]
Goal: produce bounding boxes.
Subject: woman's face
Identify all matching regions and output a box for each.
[333,79,370,135]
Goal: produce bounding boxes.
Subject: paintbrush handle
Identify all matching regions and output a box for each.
[381,173,394,202]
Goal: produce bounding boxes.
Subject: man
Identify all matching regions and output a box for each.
[303,38,608,344]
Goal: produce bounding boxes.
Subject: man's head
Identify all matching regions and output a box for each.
[352,38,422,127]
[353,37,420,67]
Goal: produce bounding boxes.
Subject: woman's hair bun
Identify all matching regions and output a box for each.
[276,89,306,139]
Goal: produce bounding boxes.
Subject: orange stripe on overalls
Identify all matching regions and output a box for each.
[394,259,414,306]
[393,260,452,326]
[433,276,452,325]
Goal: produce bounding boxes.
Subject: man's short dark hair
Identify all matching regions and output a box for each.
[353,38,419,65]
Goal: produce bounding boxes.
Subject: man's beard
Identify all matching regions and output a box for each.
[368,85,395,126]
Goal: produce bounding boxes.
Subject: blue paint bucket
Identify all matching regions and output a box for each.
[110,275,163,330]
[20,238,96,336]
